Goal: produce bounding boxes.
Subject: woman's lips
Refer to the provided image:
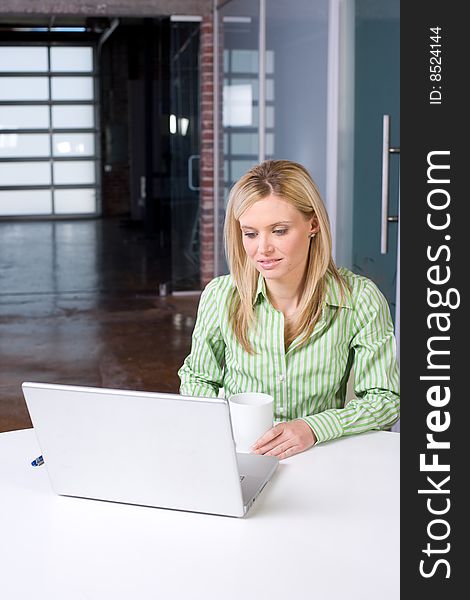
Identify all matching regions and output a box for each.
[257,258,282,270]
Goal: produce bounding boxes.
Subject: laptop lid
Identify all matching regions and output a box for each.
[22,382,277,517]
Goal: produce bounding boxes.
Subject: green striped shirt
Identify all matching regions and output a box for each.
[178,268,400,444]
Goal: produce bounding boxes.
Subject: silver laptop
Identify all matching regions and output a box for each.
[22,382,278,517]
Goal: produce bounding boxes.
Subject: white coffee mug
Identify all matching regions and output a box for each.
[228,392,274,453]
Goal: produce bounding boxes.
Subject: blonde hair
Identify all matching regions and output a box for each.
[224,159,348,353]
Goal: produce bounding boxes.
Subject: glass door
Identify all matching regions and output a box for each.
[352,0,400,320]
[264,0,329,194]
[352,0,400,431]
[217,0,260,274]
[215,0,330,275]
[169,20,201,291]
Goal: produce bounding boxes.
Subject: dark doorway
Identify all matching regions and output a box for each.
[112,18,200,292]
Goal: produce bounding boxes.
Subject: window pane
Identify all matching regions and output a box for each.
[266,78,274,101]
[0,105,50,130]
[223,84,253,127]
[230,132,258,154]
[224,159,257,182]
[53,133,95,157]
[267,106,274,128]
[0,161,51,186]
[0,133,50,158]
[0,77,49,101]
[53,161,95,185]
[225,77,258,101]
[51,77,94,100]
[266,50,274,75]
[0,47,48,72]
[266,132,274,156]
[230,49,258,73]
[52,105,94,129]
[50,47,93,72]
[251,106,274,128]
[0,189,52,216]
[54,188,96,214]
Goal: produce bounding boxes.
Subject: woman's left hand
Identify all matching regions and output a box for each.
[251,420,317,459]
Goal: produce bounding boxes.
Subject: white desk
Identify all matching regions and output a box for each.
[0,428,399,600]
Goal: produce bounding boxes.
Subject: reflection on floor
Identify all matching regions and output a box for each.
[0,217,201,433]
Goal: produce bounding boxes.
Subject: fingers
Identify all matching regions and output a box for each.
[252,420,316,459]
[263,439,295,457]
[275,445,302,460]
[253,428,295,457]
[251,423,284,451]
[256,437,301,459]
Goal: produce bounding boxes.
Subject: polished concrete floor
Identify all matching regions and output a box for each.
[0,217,200,433]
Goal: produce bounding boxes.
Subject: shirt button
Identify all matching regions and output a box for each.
[279,374,285,382]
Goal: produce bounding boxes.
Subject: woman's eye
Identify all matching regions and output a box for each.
[243,232,257,239]
[273,229,287,236]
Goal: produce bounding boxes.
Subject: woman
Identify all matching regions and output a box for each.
[179,160,399,459]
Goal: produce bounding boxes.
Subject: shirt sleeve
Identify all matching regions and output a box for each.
[302,279,400,443]
[178,279,226,397]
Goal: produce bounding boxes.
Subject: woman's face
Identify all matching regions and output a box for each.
[239,195,318,288]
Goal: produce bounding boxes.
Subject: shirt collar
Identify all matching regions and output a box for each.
[253,272,352,309]
[324,273,353,309]
[254,273,268,305]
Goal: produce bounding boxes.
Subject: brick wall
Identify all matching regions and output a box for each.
[100,31,131,216]
[199,13,223,288]
[199,16,214,286]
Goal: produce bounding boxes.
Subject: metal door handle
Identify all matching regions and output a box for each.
[188,155,200,191]
[381,115,400,254]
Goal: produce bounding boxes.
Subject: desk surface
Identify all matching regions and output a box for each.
[0,428,399,600]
